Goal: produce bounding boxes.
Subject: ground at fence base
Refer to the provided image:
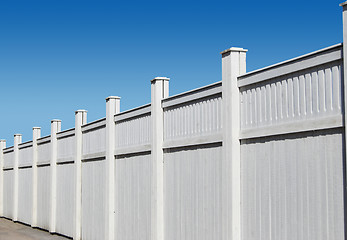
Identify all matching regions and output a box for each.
[0,218,69,240]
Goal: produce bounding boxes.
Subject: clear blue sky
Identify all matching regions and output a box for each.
[0,0,343,146]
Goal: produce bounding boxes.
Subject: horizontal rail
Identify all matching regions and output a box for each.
[163,132,223,149]
[240,114,343,139]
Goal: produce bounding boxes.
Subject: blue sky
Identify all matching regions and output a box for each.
[0,0,343,146]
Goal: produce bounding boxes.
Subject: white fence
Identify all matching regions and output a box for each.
[1,4,347,240]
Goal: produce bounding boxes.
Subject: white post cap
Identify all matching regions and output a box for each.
[0,139,6,142]
[33,127,41,129]
[14,134,22,137]
[151,77,170,83]
[51,119,61,123]
[340,1,347,7]
[75,109,87,114]
[220,47,248,55]
[105,96,121,101]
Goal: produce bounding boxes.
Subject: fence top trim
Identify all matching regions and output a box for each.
[3,146,14,152]
[238,43,342,79]
[238,43,342,87]
[57,127,75,139]
[163,81,221,103]
[18,140,33,149]
[82,117,106,128]
[115,103,151,122]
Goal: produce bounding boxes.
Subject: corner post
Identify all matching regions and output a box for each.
[221,47,247,240]
[31,127,41,227]
[13,134,22,222]
[74,110,87,240]
[49,119,61,233]
[105,96,120,240]
[340,1,347,198]
[0,139,6,217]
[151,77,169,240]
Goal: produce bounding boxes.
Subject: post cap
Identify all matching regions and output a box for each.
[220,47,248,55]
[0,139,6,142]
[51,119,62,123]
[33,127,41,129]
[14,134,22,137]
[75,109,87,114]
[340,1,347,7]
[151,77,170,83]
[105,96,121,101]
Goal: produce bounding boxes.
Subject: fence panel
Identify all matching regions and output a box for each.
[115,153,151,240]
[3,148,14,169]
[164,144,222,240]
[37,166,50,230]
[18,167,32,225]
[82,118,106,159]
[3,170,13,219]
[37,137,51,165]
[238,44,345,240]
[163,82,222,147]
[82,160,106,240]
[57,129,75,163]
[18,142,33,167]
[56,163,75,237]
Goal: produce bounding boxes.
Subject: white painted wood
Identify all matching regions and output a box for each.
[82,160,106,240]
[82,126,106,156]
[151,77,169,240]
[163,94,222,142]
[56,163,75,238]
[0,140,6,216]
[31,127,41,227]
[164,145,223,240]
[115,144,151,156]
[115,113,151,148]
[105,96,120,240]
[82,118,106,132]
[221,47,247,240]
[18,144,33,167]
[238,44,342,87]
[74,110,87,240]
[240,60,343,133]
[163,133,222,149]
[241,129,345,240]
[3,170,13,219]
[37,166,50,230]
[49,120,61,233]
[18,167,32,225]
[57,132,75,163]
[13,134,22,222]
[114,103,151,122]
[115,153,152,240]
[37,140,51,165]
[162,82,222,108]
[3,150,14,169]
[341,3,347,213]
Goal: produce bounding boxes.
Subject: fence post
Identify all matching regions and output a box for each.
[13,133,22,222]
[340,2,347,196]
[151,77,169,240]
[74,110,87,240]
[50,119,61,233]
[221,47,247,240]
[105,96,120,240]
[31,127,41,227]
[0,139,6,217]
